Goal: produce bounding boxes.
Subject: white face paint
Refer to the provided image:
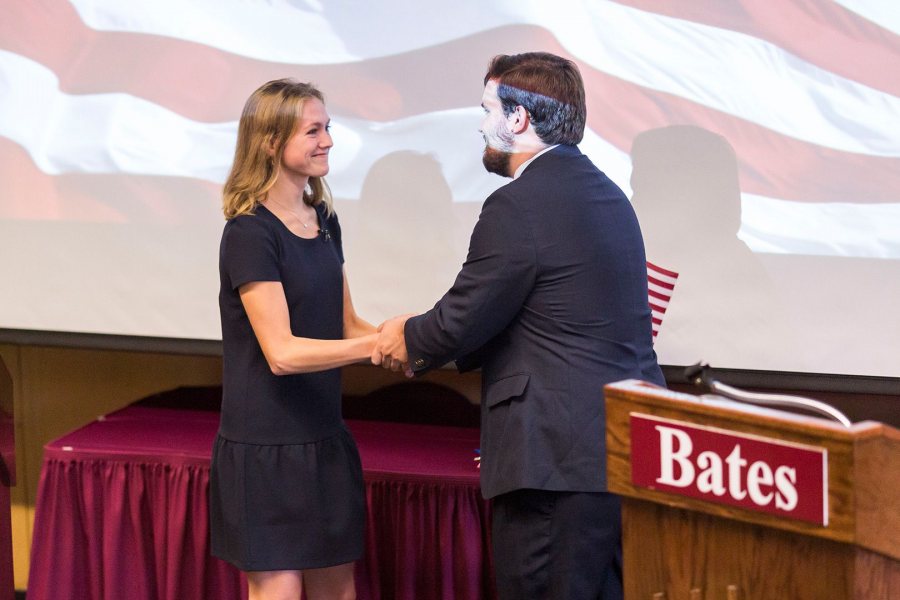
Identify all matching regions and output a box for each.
[479,79,514,152]
[480,79,515,177]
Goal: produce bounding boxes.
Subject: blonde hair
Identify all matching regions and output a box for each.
[222,79,334,219]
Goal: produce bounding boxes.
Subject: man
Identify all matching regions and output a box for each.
[374,52,664,599]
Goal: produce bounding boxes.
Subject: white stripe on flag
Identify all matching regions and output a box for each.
[739,194,900,259]
[0,50,234,181]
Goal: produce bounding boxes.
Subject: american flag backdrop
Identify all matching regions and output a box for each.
[1,0,898,376]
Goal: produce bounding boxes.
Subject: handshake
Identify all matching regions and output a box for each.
[370,314,416,377]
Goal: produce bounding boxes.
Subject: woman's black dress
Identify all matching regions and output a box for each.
[210,204,364,571]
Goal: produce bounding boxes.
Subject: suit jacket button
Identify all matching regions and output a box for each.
[414,358,426,368]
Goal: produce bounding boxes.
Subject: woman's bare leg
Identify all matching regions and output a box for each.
[246,569,303,600]
[303,562,356,600]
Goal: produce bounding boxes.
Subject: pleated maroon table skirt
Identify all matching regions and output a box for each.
[27,405,495,600]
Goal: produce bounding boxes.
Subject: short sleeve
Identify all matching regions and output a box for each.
[220,214,281,291]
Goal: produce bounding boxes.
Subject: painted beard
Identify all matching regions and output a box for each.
[481,125,515,177]
[482,145,512,177]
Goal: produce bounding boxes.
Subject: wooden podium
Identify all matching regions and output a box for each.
[604,380,899,600]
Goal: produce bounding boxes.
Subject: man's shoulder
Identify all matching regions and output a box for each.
[519,145,590,177]
[533,143,583,165]
[508,147,598,189]
[483,179,519,205]
[534,146,628,196]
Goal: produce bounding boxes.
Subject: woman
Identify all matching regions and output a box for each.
[211,79,375,600]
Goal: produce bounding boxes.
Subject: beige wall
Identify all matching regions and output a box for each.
[0,344,480,591]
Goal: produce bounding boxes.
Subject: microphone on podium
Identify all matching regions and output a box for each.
[685,362,852,427]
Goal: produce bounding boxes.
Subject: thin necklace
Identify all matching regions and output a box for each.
[268,196,316,229]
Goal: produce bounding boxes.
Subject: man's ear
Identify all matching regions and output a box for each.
[507,105,530,134]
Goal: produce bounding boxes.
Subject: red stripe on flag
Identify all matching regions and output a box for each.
[0,137,221,223]
[647,261,680,279]
[648,289,675,303]
[648,275,676,290]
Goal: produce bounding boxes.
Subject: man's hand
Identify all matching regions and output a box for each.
[372,314,415,375]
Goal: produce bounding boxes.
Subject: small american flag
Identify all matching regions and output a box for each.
[647,261,679,341]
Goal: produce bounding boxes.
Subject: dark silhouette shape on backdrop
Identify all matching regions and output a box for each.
[630,125,794,368]
[344,151,466,318]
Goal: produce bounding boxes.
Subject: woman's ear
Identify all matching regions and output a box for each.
[265,134,278,157]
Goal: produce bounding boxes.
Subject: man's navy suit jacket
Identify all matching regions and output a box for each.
[405,144,664,499]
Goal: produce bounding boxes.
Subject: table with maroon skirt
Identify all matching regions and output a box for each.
[27,402,494,600]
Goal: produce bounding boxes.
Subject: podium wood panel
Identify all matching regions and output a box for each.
[622,499,898,599]
[604,380,899,600]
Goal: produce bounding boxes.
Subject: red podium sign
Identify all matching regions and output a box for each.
[630,412,828,526]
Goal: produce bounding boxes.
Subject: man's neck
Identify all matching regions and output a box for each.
[507,152,536,177]
[506,129,550,177]
[511,144,559,179]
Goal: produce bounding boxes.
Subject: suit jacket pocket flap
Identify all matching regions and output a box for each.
[485,373,530,408]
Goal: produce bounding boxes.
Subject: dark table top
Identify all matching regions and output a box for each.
[45,405,482,485]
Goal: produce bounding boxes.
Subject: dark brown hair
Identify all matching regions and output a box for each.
[484,52,586,145]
